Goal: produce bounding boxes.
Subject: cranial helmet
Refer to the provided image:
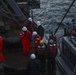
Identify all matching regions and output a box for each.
[40,40,44,45]
[28,17,32,22]
[37,21,41,26]
[32,31,37,36]
[30,54,36,59]
[22,26,27,31]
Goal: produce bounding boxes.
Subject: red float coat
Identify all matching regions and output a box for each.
[25,20,36,33]
[20,30,32,53]
[0,36,5,62]
[34,34,41,52]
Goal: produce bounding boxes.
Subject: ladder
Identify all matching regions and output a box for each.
[0,0,27,22]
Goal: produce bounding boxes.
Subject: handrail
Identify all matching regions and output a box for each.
[54,0,76,35]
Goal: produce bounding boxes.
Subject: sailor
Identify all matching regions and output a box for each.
[36,21,44,39]
[0,36,5,62]
[32,31,41,53]
[71,27,76,37]
[25,17,37,33]
[47,39,57,75]
[36,40,46,72]
[26,54,40,75]
[49,31,57,44]
[20,26,32,54]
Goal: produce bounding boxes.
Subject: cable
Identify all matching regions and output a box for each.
[54,0,76,35]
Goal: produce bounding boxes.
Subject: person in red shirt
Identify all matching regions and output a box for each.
[47,39,57,75]
[0,36,5,62]
[36,40,46,72]
[25,17,37,33]
[20,26,32,54]
[32,31,41,53]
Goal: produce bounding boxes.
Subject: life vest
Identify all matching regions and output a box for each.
[37,45,45,55]
[35,34,41,40]
[20,30,32,40]
[49,44,57,54]
[34,35,41,47]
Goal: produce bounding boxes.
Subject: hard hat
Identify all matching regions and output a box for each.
[28,17,32,22]
[37,21,41,26]
[49,39,54,44]
[30,54,36,59]
[32,31,37,36]
[22,26,27,31]
[40,40,44,45]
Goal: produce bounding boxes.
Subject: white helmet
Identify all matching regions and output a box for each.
[37,21,41,26]
[28,17,32,22]
[22,26,27,31]
[32,31,37,36]
[30,54,36,59]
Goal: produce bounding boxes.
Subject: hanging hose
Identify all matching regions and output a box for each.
[54,0,76,35]
[29,6,34,21]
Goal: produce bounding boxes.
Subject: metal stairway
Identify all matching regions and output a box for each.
[6,0,26,21]
[0,0,26,22]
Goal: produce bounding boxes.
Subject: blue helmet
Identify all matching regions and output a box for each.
[49,39,54,44]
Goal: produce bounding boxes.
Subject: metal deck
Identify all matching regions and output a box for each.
[3,51,62,75]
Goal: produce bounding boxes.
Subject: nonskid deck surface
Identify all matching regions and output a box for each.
[3,41,35,69]
[3,51,62,75]
[2,41,62,75]
[4,52,29,69]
